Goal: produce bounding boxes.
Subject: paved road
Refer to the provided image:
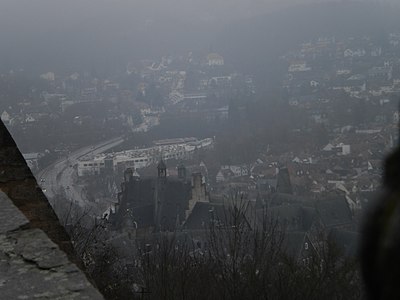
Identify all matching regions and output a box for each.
[36,137,124,212]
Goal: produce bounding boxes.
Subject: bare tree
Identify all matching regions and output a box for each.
[76,190,361,300]
[206,193,285,300]
[276,230,361,300]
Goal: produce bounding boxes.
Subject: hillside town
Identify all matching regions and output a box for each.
[1,33,399,287]
[4,0,400,298]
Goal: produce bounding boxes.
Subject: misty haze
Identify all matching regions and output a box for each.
[1,1,400,299]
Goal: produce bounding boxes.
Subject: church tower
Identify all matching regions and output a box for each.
[124,168,134,182]
[155,159,166,231]
[157,159,167,178]
[177,161,186,180]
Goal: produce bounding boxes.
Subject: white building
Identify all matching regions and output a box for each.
[25,114,36,123]
[77,156,106,176]
[344,48,366,58]
[23,153,41,171]
[288,62,311,72]
[1,111,11,124]
[40,72,55,81]
[77,138,214,177]
[393,111,400,124]
[323,143,351,155]
[207,53,224,66]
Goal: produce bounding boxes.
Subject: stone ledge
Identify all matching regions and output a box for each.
[0,191,103,299]
[0,190,29,234]
[0,119,79,265]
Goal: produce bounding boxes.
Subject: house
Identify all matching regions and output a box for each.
[284,231,317,263]
[370,47,382,57]
[40,72,55,81]
[344,48,366,58]
[393,111,400,124]
[1,111,11,125]
[25,114,36,123]
[344,49,353,57]
[288,62,311,72]
[22,153,42,171]
[207,53,224,66]
[322,143,351,155]
[216,169,234,183]
[336,69,351,76]
[216,165,249,182]
[310,80,320,88]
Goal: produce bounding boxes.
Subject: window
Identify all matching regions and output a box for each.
[303,258,310,266]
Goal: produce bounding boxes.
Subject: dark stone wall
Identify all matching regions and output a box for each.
[0,120,77,265]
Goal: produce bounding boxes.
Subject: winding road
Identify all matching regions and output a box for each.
[35,136,124,212]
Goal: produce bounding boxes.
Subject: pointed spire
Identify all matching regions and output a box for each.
[157,159,167,178]
[177,161,186,180]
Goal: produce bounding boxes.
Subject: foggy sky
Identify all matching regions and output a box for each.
[0,0,288,72]
[0,0,332,46]
[0,0,303,27]
[0,0,395,73]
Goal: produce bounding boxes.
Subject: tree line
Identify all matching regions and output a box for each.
[73,199,363,300]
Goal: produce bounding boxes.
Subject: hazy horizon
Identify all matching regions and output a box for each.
[0,0,397,73]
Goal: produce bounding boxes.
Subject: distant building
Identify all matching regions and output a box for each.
[310,80,320,88]
[323,143,351,156]
[109,162,209,234]
[25,114,36,123]
[22,153,41,171]
[393,111,400,124]
[216,165,249,182]
[40,72,55,81]
[207,53,224,66]
[1,111,10,125]
[288,62,311,72]
[344,48,366,58]
[77,137,214,176]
